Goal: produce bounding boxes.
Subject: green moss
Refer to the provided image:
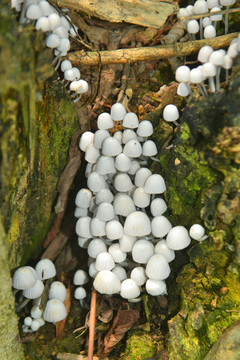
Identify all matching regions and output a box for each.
[121,330,158,360]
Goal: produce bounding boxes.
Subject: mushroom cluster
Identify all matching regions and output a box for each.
[75,103,208,301]
[175,37,240,97]
[12,259,67,332]
[178,0,237,37]
[10,0,88,102]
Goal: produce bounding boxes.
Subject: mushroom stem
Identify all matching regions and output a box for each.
[225,6,229,34]
[197,83,205,97]
[16,298,31,312]
[208,77,216,93]
[150,156,160,163]
[201,81,208,96]
[216,66,221,92]
[225,68,229,85]
[199,18,203,39]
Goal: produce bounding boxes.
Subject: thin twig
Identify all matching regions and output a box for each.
[88,288,97,360]
[66,32,238,67]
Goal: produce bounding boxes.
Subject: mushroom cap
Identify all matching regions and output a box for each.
[154,239,175,262]
[76,80,89,94]
[204,25,216,39]
[163,104,179,122]
[132,239,155,264]
[73,270,89,286]
[108,243,127,262]
[187,20,200,34]
[45,33,60,48]
[112,266,127,281]
[23,279,44,299]
[48,13,61,30]
[110,103,127,121]
[93,130,110,149]
[87,238,107,258]
[151,216,172,238]
[90,217,106,237]
[93,270,121,294]
[79,131,94,152]
[150,198,167,216]
[120,279,140,299]
[136,120,153,137]
[119,234,137,252]
[122,129,138,144]
[35,16,51,32]
[43,299,67,323]
[74,207,88,218]
[95,202,115,221]
[134,167,152,187]
[132,187,150,208]
[166,226,191,250]
[106,220,124,240]
[144,174,166,194]
[189,68,204,84]
[114,173,133,192]
[12,266,38,290]
[189,224,205,240]
[124,211,151,237]
[35,259,56,280]
[146,254,171,280]
[123,112,139,129]
[75,188,92,208]
[74,287,87,300]
[210,7,222,21]
[194,0,208,14]
[146,279,167,296]
[142,140,157,156]
[96,189,114,205]
[97,112,114,130]
[75,216,92,239]
[197,45,214,63]
[49,281,67,302]
[202,62,217,77]
[96,155,115,175]
[115,153,132,172]
[87,172,106,193]
[95,252,115,271]
[26,4,43,19]
[102,137,122,156]
[123,139,142,158]
[130,267,147,286]
[175,65,190,83]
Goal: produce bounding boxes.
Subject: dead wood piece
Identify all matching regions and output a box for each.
[42,232,68,260]
[67,33,238,67]
[56,287,71,338]
[57,353,99,360]
[57,0,178,28]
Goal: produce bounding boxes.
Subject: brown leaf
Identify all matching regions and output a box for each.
[99,306,139,358]
[56,287,71,338]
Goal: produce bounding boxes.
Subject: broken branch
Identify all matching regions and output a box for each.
[66,32,238,67]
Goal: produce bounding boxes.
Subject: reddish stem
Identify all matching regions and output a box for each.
[88,288,97,360]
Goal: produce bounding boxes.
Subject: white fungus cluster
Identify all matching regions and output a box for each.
[10,0,89,102]
[74,103,208,301]
[178,0,236,38]
[175,37,240,98]
[12,259,67,332]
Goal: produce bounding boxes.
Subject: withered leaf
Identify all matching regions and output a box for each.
[56,287,71,338]
[99,307,139,358]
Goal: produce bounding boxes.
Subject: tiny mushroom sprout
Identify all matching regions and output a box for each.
[163,104,180,126]
[189,224,208,241]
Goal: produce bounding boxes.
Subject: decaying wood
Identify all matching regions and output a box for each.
[57,353,99,360]
[67,32,238,67]
[56,0,178,28]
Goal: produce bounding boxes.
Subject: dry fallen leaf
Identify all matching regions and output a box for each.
[56,287,71,338]
[99,306,139,358]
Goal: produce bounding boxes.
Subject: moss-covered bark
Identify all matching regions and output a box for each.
[0,1,78,269]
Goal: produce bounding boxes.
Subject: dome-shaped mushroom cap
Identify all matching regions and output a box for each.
[97,112,114,130]
[95,252,115,271]
[123,139,142,158]
[74,286,87,300]
[108,243,126,262]
[124,211,151,237]
[142,140,157,156]
[93,130,110,149]
[134,167,152,187]
[12,266,38,290]
[115,153,132,172]
[79,131,94,152]
[146,279,167,296]
[204,25,216,39]
[194,0,208,14]
[49,281,67,302]
[87,172,106,193]
[175,65,190,83]
[85,144,100,164]
[90,217,106,237]
[123,112,139,129]
[35,16,51,32]
[163,104,179,122]
[96,189,114,205]
[120,279,140,299]
[75,188,92,208]
[43,299,67,323]
[132,187,150,208]
[102,137,122,156]
[146,254,171,280]
[76,80,89,94]
[132,240,154,264]
[122,129,138,144]
[151,216,172,238]
[144,174,166,194]
[209,50,224,66]
[187,20,200,34]
[210,6,222,21]
[112,266,127,281]
[23,279,44,299]
[154,240,175,262]
[73,269,89,285]
[26,4,43,19]
[93,270,121,294]
[119,234,137,252]
[202,62,217,77]
[197,45,214,63]
[110,103,127,121]
[75,216,91,239]
[87,238,107,258]
[96,202,115,221]
[130,267,147,286]
[150,198,167,216]
[35,259,56,280]
[39,0,53,16]
[114,173,133,192]
[136,120,153,137]
[96,155,115,175]
[45,33,60,48]
[128,160,141,175]
[106,220,124,240]
[190,68,204,84]
[166,226,191,250]
[189,224,206,240]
